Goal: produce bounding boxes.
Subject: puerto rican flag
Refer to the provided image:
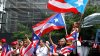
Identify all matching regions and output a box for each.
[32,32,40,48]
[49,45,56,56]
[32,13,65,36]
[1,44,11,56]
[66,31,79,40]
[23,42,34,56]
[47,0,88,14]
[65,0,88,14]
[21,33,40,56]
[60,45,75,55]
[1,47,6,56]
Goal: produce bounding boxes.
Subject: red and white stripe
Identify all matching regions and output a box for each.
[66,34,74,40]
[66,30,79,40]
[32,15,54,36]
[60,45,75,55]
[20,42,34,56]
[24,42,34,56]
[1,47,6,56]
[32,14,64,36]
[6,51,13,56]
[20,47,24,56]
[33,40,39,48]
[47,0,78,14]
[39,23,64,36]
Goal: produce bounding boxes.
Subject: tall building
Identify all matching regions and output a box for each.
[2,0,52,33]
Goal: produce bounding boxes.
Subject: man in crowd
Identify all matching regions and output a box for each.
[36,40,48,56]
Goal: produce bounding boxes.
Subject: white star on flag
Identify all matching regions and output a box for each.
[34,36,36,39]
[75,0,84,6]
[54,18,58,22]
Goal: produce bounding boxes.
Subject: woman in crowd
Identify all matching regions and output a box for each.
[49,33,66,56]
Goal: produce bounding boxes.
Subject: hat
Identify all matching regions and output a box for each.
[11,41,18,45]
[1,38,6,43]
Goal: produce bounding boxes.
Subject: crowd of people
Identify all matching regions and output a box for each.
[0,22,99,56]
[0,34,74,56]
[0,36,99,56]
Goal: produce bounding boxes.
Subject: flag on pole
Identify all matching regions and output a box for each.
[24,33,40,56]
[47,0,88,14]
[32,13,65,36]
[1,44,11,56]
[64,0,88,14]
[32,16,52,36]
[32,32,40,48]
[47,0,78,14]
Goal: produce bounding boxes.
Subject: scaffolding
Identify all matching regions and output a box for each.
[1,0,53,33]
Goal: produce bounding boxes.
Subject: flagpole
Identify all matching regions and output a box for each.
[76,0,89,56]
[61,13,68,56]
[61,13,68,35]
[79,0,89,32]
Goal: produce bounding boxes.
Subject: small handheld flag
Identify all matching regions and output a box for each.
[60,45,75,55]
[66,31,79,40]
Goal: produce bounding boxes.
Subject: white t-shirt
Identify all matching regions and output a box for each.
[11,47,20,54]
[36,45,48,56]
[77,40,81,46]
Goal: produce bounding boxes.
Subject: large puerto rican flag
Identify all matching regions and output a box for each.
[47,0,88,14]
[64,0,88,14]
[32,13,65,36]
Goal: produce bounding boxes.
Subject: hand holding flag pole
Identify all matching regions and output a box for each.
[25,34,31,44]
[75,0,89,55]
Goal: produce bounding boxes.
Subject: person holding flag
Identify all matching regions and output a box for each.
[49,33,67,56]
[36,40,49,56]
[19,34,34,56]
